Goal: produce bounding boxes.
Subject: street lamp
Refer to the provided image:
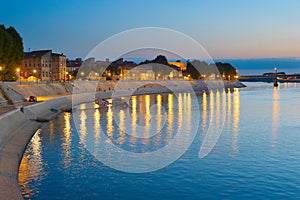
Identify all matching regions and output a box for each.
[16,68,20,84]
[0,66,3,83]
[80,72,84,80]
[65,71,68,82]
[32,69,38,82]
[274,67,278,87]
[33,69,37,83]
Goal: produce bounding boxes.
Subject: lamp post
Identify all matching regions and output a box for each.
[274,67,278,87]
[16,68,20,84]
[33,69,37,83]
[0,66,2,83]
[80,72,84,80]
[65,71,68,82]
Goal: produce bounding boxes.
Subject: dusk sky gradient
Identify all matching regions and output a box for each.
[1,0,300,59]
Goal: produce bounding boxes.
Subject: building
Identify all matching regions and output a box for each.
[22,50,67,82]
[66,58,82,73]
[168,61,186,71]
[22,50,52,81]
[52,53,66,81]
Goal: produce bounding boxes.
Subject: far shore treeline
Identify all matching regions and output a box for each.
[0,24,23,81]
[0,24,237,81]
[84,55,238,80]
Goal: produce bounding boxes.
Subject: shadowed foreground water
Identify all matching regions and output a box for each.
[18,83,300,199]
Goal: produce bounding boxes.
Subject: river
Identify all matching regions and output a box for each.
[18,82,300,199]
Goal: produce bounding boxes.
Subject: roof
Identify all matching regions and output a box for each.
[52,53,66,57]
[24,50,52,59]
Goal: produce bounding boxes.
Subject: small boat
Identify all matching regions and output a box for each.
[95,98,111,106]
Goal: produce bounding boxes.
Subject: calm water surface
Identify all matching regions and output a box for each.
[18,82,300,199]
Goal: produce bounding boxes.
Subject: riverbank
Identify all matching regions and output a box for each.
[0,79,246,200]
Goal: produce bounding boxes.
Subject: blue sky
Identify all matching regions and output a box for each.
[1,0,300,59]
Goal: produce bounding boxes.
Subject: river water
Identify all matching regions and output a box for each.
[18,82,300,199]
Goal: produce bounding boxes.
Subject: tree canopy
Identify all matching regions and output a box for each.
[0,25,24,81]
[185,60,237,80]
[139,55,173,79]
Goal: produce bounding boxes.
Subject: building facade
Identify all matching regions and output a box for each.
[22,50,67,82]
[52,53,66,81]
[22,50,52,81]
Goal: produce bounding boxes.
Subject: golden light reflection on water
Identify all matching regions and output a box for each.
[156,94,162,132]
[49,120,54,141]
[154,94,163,147]
[168,93,174,133]
[94,108,101,155]
[232,88,240,154]
[216,90,221,130]
[117,109,126,145]
[18,130,43,198]
[106,106,113,143]
[202,92,207,132]
[143,95,151,145]
[79,104,87,145]
[227,90,232,131]
[165,93,175,145]
[209,91,215,134]
[63,112,72,168]
[177,93,182,124]
[272,87,280,147]
[185,93,192,143]
[74,91,241,157]
[130,96,137,143]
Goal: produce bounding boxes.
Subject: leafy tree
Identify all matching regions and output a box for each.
[185,60,237,80]
[0,25,23,81]
[215,62,237,79]
[140,55,172,79]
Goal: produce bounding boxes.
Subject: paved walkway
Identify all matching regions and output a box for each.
[0,102,35,115]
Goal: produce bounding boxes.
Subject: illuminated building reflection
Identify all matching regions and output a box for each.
[185,93,192,142]
[63,112,72,168]
[130,96,137,143]
[272,87,280,147]
[168,93,174,132]
[18,130,44,198]
[106,106,113,143]
[117,109,126,145]
[202,92,207,132]
[79,104,87,145]
[143,95,151,145]
[49,120,54,141]
[154,94,163,147]
[232,88,240,154]
[94,108,101,155]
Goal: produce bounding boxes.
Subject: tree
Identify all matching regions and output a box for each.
[0,25,23,81]
[139,55,172,79]
[215,62,237,79]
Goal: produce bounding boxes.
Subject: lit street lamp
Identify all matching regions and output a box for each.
[0,66,3,83]
[33,69,37,83]
[65,71,68,82]
[16,68,20,84]
[274,67,278,87]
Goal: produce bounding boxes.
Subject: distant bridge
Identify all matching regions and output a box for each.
[239,74,300,83]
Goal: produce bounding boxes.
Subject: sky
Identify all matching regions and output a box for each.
[1,0,300,60]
